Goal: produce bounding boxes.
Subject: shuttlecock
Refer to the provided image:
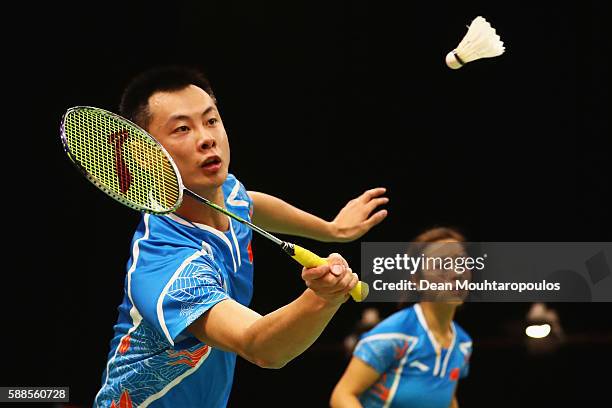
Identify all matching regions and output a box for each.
[445,16,505,69]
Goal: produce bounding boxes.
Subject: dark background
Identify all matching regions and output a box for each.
[4,0,610,406]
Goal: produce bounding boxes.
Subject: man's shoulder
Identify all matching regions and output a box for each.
[138,213,198,244]
[223,173,252,210]
[131,214,215,267]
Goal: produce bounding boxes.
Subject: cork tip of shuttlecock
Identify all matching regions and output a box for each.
[445,51,463,69]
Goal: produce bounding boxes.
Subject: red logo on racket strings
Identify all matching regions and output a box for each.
[108,130,133,194]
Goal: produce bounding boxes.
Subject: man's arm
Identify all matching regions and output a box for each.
[248,188,388,243]
[187,254,357,368]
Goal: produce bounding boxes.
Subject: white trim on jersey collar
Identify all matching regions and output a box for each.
[191,219,237,274]
[414,304,457,377]
[226,178,250,207]
[439,323,457,378]
[166,213,195,228]
[165,213,238,274]
[414,304,441,375]
[229,219,241,268]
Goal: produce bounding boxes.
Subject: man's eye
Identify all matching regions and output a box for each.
[174,126,190,133]
[207,118,219,126]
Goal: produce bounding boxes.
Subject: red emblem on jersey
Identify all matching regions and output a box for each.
[110,390,132,408]
[450,367,460,381]
[247,241,253,263]
[371,373,390,401]
[394,341,409,360]
[118,335,131,355]
[167,344,210,368]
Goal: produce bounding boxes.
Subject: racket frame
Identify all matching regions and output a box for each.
[60,106,185,215]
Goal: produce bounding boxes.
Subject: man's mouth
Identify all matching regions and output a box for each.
[201,156,222,172]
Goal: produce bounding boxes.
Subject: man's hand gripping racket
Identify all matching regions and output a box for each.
[60,106,369,302]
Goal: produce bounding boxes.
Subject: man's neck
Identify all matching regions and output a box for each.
[175,187,229,232]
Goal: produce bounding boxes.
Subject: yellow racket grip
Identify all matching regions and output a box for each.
[291,244,369,302]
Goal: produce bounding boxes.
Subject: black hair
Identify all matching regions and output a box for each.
[411,227,466,247]
[119,65,216,129]
[407,226,467,273]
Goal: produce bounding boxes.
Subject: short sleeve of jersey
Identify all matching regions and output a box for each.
[354,336,397,374]
[354,333,415,375]
[353,309,418,375]
[159,254,230,343]
[129,241,230,345]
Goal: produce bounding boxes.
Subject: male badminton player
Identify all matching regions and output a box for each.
[330,227,472,408]
[93,66,388,407]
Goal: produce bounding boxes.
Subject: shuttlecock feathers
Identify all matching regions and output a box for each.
[446,16,505,69]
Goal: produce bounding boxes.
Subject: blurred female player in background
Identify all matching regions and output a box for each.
[330,227,472,408]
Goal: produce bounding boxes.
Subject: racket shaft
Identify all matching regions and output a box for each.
[183,189,369,301]
[184,188,283,245]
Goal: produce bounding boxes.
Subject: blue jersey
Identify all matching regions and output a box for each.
[94,174,254,408]
[354,304,472,408]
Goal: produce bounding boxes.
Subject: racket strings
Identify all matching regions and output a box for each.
[63,108,181,213]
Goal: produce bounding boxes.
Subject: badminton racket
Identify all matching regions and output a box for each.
[60,106,368,301]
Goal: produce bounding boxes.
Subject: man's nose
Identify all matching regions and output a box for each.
[197,130,216,150]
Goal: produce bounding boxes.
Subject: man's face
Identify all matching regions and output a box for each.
[146,85,230,193]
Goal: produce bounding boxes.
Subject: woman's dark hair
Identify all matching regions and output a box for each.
[407,226,466,260]
[399,226,466,307]
[412,227,466,244]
